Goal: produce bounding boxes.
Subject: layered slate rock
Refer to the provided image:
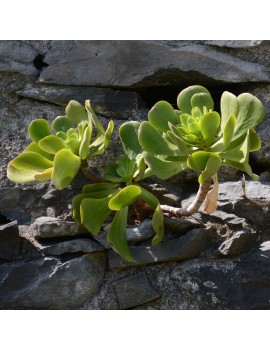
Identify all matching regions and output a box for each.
[16,85,146,120]
[0,221,21,260]
[108,228,214,269]
[0,253,106,309]
[32,217,88,239]
[0,41,38,75]
[171,242,270,309]
[205,40,263,48]
[39,41,270,88]
[216,230,256,257]
[113,272,160,309]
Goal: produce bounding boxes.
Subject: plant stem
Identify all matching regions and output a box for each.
[80,160,105,183]
[160,178,212,217]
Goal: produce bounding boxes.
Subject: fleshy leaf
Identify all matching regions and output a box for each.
[221,133,249,164]
[233,93,265,140]
[187,151,213,171]
[249,129,261,152]
[223,160,259,180]
[26,142,54,161]
[12,151,53,171]
[28,119,51,142]
[191,93,214,111]
[79,125,92,160]
[85,100,105,134]
[167,131,189,155]
[177,85,211,114]
[7,162,39,184]
[52,149,81,190]
[34,167,53,181]
[107,206,135,262]
[148,100,179,132]
[80,197,112,235]
[82,183,119,194]
[220,91,239,131]
[139,121,180,156]
[151,204,164,245]
[52,116,73,133]
[66,100,88,124]
[119,121,141,159]
[143,152,187,180]
[38,135,68,154]
[198,155,222,184]
[223,114,236,148]
[200,111,220,145]
[108,185,141,211]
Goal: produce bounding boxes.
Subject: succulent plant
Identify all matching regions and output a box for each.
[72,121,164,262]
[139,85,265,215]
[7,100,114,190]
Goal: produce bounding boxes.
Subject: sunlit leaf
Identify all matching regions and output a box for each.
[85,100,105,134]
[80,197,112,235]
[187,151,213,171]
[200,111,220,145]
[143,152,187,180]
[12,151,53,171]
[151,204,164,245]
[191,93,214,111]
[82,183,119,194]
[220,91,239,131]
[66,100,88,124]
[223,160,259,180]
[38,135,68,154]
[28,119,51,142]
[26,142,54,161]
[148,100,179,132]
[249,129,261,152]
[52,116,73,133]
[139,121,180,156]
[198,155,222,184]
[167,131,189,155]
[52,149,81,190]
[34,167,53,182]
[223,114,236,148]
[108,185,141,211]
[233,93,265,140]
[119,121,141,159]
[221,133,249,164]
[177,85,211,114]
[7,162,38,184]
[79,125,92,160]
[107,206,135,262]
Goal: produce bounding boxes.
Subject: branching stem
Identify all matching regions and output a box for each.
[160,178,212,217]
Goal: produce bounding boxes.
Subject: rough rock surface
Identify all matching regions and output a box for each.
[0,253,106,309]
[205,40,263,48]
[40,41,270,87]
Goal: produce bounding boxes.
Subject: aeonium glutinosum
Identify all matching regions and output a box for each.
[7,100,114,189]
[138,85,265,216]
[72,121,164,262]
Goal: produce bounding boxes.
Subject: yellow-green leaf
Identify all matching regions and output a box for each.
[79,125,92,159]
[198,155,222,184]
[12,151,53,171]
[28,119,51,142]
[66,100,88,124]
[200,111,220,145]
[38,135,68,154]
[223,114,236,148]
[148,100,179,132]
[52,116,73,133]
[108,185,141,211]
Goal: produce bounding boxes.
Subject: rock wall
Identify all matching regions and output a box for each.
[1,40,270,309]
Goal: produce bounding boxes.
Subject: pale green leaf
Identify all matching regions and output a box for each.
[119,121,141,159]
[79,125,92,160]
[66,100,88,124]
[223,114,236,148]
[191,92,214,111]
[177,85,211,114]
[200,111,220,145]
[198,155,222,184]
[38,135,68,154]
[148,100,179,132]
[220,91,239,131]
[187,151,213,171]
[12,151,53,171]
[108,185,141,211]
[28,119,51,142]
[52,116,73,133]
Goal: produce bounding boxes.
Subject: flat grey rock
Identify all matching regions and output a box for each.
[0,221,21,260]
[108,228,214,268]
[171,243,270,309]
[217,230,255,257]
[0,253,106,309]
[16,85,146,120]
[32,216,88,239]
[39,41,270,87]
[0,40,38,75]
[114,271,160,309]
[205,40,263,48]
[38,237,105,255]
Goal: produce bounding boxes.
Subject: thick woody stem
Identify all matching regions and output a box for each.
[80,160,104,183]
[160,178,212,217]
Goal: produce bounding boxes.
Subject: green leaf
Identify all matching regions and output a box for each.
[187,151,213,171]
[233,93,265,140]
[183,134,198,144]
[134,154,147,181]
[151,204,164,245]
[191,93,214,111]
[108,185,141,211]
[52,149,81,190]
[249,129,261,152]
[66,100,88,124]
[119,121,141,159]
[200,111,220,145]
[26,142,54,161]
[7,162,39,184]
[88,120,114,157]
[79,125,92,160]
[80,197,112,235]
[221,133,249,163]
[167,131,189,155]
[143,152,187,180]
[198,155,222,183]
[220,91,239,131]
[38,135,68,154]
[28,119,51,142]
[52,116,73,133]
[148,100,179,132]
[82,183,119,194]
[223,160,259,180]
[177,85,211,114]
[223,114,236,148]
[34,167,53,181]
[188,122,201,136]
[56,131,67,140]
[12,151,53,171]
[138,121,180,156]
[192,107,202,118]
[139,186,159,209]
[107,206,135,262]
[85,100,105,134]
